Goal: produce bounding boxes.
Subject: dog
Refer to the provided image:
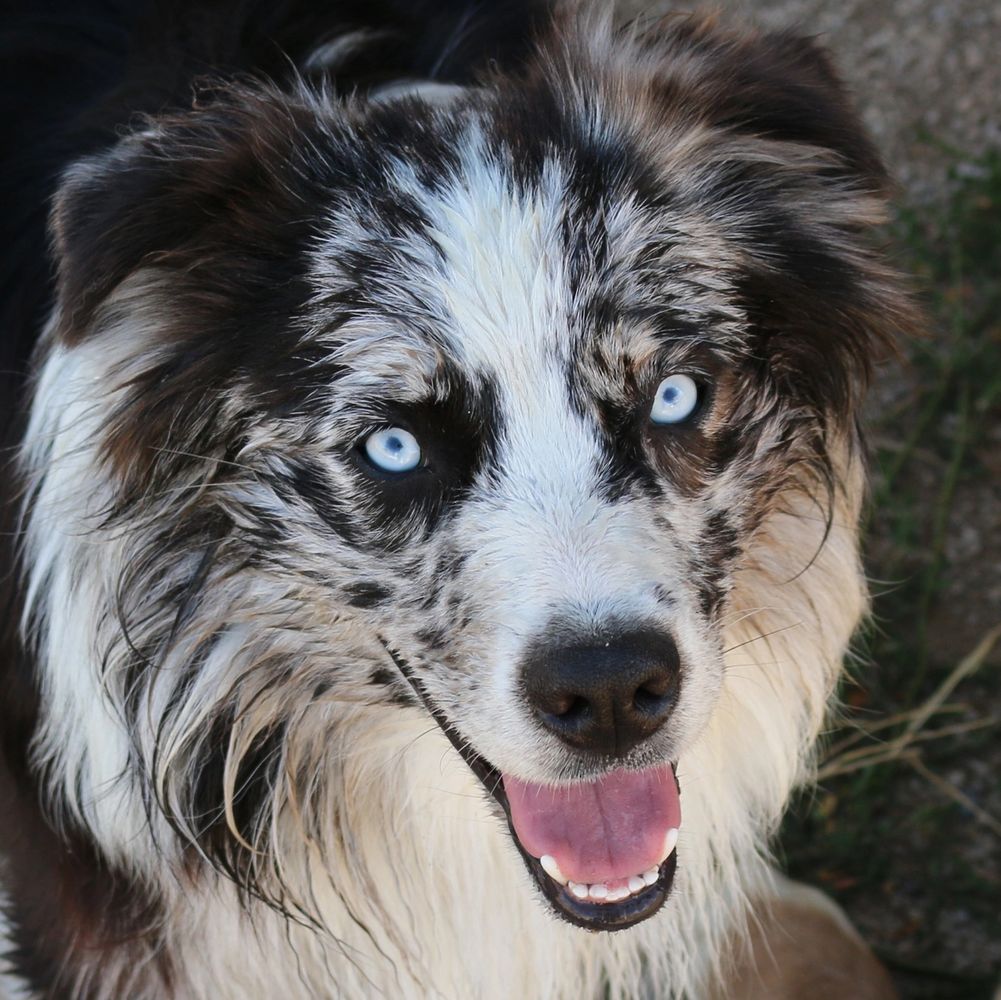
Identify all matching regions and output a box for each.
[0,1,914,996]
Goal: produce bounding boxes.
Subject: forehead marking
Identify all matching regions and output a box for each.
[413,138,615,485]
[425,140,569,378]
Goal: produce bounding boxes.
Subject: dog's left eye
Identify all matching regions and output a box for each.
[364,427,422,472]
[650,374,699,424]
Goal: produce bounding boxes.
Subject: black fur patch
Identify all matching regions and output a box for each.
[344,582,394,608]
[186,714,287,883]
[345,374,502,548]
[697,511,741,617]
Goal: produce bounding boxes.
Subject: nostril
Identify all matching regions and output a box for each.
[544,694,589,720]
[636,672,674,699]
[632,684,673,715]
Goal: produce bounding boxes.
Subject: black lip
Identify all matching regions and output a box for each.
[382,641,678,932]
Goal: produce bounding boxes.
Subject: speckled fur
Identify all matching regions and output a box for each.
[1,3,916,997]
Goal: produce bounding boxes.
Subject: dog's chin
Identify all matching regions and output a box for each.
[384,644,680,931]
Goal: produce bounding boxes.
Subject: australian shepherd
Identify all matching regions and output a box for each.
[0,1,914,996]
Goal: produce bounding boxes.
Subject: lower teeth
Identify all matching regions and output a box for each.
[538,827,678,904]
[565,868,658,904]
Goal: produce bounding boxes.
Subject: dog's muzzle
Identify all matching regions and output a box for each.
[384,628,683,931]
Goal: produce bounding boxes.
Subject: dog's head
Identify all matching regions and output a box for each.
[25,12,913,938]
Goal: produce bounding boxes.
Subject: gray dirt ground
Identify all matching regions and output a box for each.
[620,1,1001,996]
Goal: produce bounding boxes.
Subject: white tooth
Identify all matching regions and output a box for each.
[606,886,629,902]
[539,855,567,885]
[569,882,589,900]
[588,883,608,900]
[628,875,645,894]
[658,827,679,863]
[641,868,659,887]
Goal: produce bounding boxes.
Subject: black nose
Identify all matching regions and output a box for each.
[521,627,681,758]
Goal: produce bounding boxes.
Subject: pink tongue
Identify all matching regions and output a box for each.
[502,764,680,884]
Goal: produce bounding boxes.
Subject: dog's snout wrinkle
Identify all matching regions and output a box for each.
[522,627,681,758]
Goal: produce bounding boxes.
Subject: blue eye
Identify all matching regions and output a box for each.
[364,427,422,472]
[650,374,699,424]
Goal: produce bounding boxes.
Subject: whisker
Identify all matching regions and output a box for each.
[722,622,802,654]
[152,446,258,473]
[718,606,776,629]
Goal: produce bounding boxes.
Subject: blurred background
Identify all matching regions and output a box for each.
[623,2,1001,996]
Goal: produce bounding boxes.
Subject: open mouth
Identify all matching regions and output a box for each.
[385,645,681,931]
[501,765,680,931]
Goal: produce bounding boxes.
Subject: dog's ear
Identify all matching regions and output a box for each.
[51,133,191,341]
[704,22,883,191]
[49,87,324,343]
[635,16,919,410]
[641,15,887,192]
[47,89,341,497]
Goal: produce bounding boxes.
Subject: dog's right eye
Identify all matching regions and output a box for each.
[363,427,423,473]
[650,374,699,425]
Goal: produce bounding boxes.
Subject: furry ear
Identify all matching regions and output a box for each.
[634,16,919,413]
[46,88,344,499]
[699,23,886,191]
[641,15,887,192]
[51,135,194,340]
[49,87,325,344]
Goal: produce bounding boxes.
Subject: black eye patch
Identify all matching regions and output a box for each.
[345,377,500,546]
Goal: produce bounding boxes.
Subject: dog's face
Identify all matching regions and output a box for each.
[28,14,913,938]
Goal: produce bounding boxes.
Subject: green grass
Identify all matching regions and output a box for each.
[778,149,1001,999]
[872,148,1001,699]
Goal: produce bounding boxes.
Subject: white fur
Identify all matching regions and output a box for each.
[20,300,865,996]
[14,15,875,994]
